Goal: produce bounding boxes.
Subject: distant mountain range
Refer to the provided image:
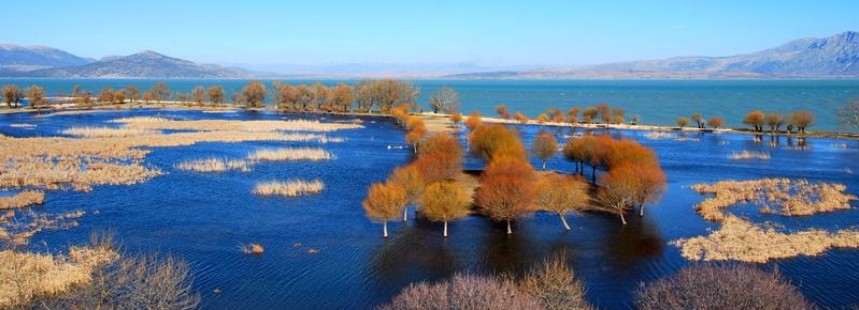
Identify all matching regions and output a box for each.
[0,47,249,78]
[1,31,857,78]
[450,31,859,78]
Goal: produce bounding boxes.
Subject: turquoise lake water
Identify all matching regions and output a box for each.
[2,78,858,131]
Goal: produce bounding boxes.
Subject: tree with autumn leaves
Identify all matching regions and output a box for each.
[420,181,471,237]
[534,174,590,230]
[476,157,537,234]
[363,182,407,238]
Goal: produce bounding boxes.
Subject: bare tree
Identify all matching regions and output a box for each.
[207,86,225,106]
[149,82,171,105]
[192,86,205,107]
[838,99,859,130]
[429,87,459,113]
[242,81,267,107]
[26,85,46,109]
[125,85,140,103]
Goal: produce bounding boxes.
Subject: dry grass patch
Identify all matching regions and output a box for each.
[0,246,117,308]
[691,178,856,221]
[61,126,160,138]
[253,179,325,197]
[0,131,332,191]
[176,158,251,172]
[112,117,363,132]
[0,190,45,210]
[672,215,859,263]
[247,147,334,162]
[728,151,771,161]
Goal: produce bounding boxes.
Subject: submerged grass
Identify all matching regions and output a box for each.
[672,215,859,263]
[0,190,45,210]
[176,158,252,172]
[691,178,856,221]
[1,209,86,246]
[247,147,334,162]
[728,151,771,161]
[253,179,325,197]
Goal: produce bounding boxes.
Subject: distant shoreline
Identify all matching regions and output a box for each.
[3,102,857,141]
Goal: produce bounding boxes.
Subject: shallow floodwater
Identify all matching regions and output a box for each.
[1,109,858,309]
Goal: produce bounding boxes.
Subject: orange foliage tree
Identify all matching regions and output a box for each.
[530,130,558,170]
[363,182,407,238]
[596,167,638,225]
[743,110,766,132]
[420,181,471,237]
[475,158,536,234]
[789,111,813,136]
[388,166,425,221]
[514,111,529,124]
[708,117,724,129]
[414,148,462,184]
[534,174,590,230]
[567,107,580,124]
[469,124,526,162]
[465,110,482,131]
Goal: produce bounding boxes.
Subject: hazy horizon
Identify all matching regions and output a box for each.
[5,0,859,70]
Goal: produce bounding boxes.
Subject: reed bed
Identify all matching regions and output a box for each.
[728,151,771,160]
[175,158,251,172]
[0,157,161,191]
[691,178,856,221]
[252,179,325,197]
[672,215,859,263]
[112,117,363,132]
[0,131,332,191]
[61,126,160,138]
[247,147,334,162]
[0,190,45,210]
[0,246,117,308]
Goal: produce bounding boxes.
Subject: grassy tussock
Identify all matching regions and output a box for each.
[241,243,264,255]
[381,274,544,310]
[672,215,859,263]
[1,209,85,246]
[112,116,363,132]
[691,178,856,221]
[253,179,325,197]
[62,126,160,138]
[0,246,117,308]
[0,190,45,210]
[247,147,334,162]
[728,151,771,160]
[520,254,593,310]
[176,158,251,172]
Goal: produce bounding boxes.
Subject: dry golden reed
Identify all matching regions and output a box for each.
[0,246,117,308]
[253,179,325,197]
[61,126,160,138]
[691,178,856,221]
[112,117,363,132]
[672,215,859,263]
[1,209,86,246]
[0,190,45,210]
[241,243,265,255]
[176,158,252,172]
[247,147,334,162]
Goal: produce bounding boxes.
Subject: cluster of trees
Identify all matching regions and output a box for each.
[562,134,666,224]
[495,103,632,126]
[743,110,814,136]
[676,112,724,129]
[363,113,468,237]
[3,85,38,108]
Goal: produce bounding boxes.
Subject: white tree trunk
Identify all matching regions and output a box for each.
[383,221,389,238]
[620,211,627,225]
[639,204,646,217]
[542,161,547,170]
[443,220,448,238]
[560,213,571,231]
[506,219,512,234]
[403,206,408,221]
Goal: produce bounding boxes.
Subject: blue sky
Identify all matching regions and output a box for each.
[4,0,858,66]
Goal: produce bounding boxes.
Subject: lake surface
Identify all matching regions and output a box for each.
[2,78,858,131]
[1,109,858,309]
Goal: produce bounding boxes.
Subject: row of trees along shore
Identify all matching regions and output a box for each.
[363,108,668,238]
[5,81,858,132]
